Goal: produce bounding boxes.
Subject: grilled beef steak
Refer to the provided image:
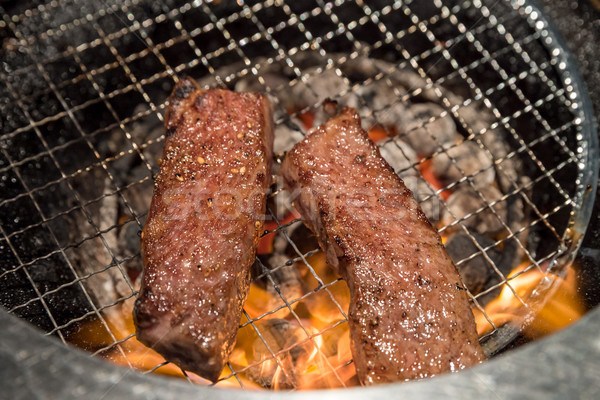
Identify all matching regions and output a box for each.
[280,107,485,385]
[134,78,274,382]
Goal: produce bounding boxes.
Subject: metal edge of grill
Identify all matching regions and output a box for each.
[0,0,598,396]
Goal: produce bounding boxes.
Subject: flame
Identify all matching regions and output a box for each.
[68,235,585,390]
[68,299,261,389]
[244,282,292,320]
[473,262,585,339]
[230,251,356,389]
[67,251,355,390]
[68,254,586,390]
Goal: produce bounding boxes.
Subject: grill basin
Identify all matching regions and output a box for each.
[0,0,598,392]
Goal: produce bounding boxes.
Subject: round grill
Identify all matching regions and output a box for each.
[0,0,597,391]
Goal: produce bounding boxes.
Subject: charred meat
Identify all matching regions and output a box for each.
[134,78,274,382]
[280,107,485,385]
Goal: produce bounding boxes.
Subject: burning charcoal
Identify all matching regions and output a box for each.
[374,102,409,129]
[252,229,304,320]
[244,317,349,389]
[115,220,143,285]
[454,98,493,137]
[506,182,528,231]
[235,72,290,94]
[481,129,525,194]
[450,96,524,194]
[432,140,496,188]
[270,179,296,221]
[355,80,401,112]
[336,90,361,111]
[273,117,304,155]
[342,55,382,78]
[313,107,336,129]
[244,319,297,389]
[291,68,350,109]
[401,103,457,156]
[65,175,132,309]
[322,99,339,117]
[264,253,304,309]
[131,104,164,144]
[384,67,441,104]
[378,138,418,177]
[117,220,142,259]
[403,176,442,222]
[446,232,500,295]
[286,223,319,257]
[298,252,350,326]
[318,322,350,358]
[442,185,507,235]
[242,321,356,390]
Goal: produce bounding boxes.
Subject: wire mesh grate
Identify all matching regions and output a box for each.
[0,0,594,390]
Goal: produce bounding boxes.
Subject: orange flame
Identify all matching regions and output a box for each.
[230,251,356,389]
[473,262,585,339]
[68,299,261,389]
[68,248,585,389]
[68,251,356,390]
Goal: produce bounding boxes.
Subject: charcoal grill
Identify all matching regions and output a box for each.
[0,0,599,397]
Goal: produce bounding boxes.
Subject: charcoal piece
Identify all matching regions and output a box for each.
[244,319,296,388]
[402,176,443,223]
[273,117,304,155]
[442,185,507,235]
[446,233,498,295]
[259,252,304,314]
[378,138,417,177]
[432,140,496,188]
[401,103,457,156]
[286,224,319,257]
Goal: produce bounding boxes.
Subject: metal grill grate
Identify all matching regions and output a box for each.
[0,0,596,390]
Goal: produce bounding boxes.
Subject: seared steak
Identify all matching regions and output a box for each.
[280,107,485,385]
[134,78,273,382]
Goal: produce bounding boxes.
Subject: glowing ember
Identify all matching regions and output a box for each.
[68,251,356,390]
[297,110,316,131]
[368,125,395,143]
[69,299,263,389]
[257,210,301,255]
[418,158,451,201]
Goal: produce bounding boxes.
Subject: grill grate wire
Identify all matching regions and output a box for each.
[0,0,591,389]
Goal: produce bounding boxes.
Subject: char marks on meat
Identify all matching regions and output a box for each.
[280,107,485,385]
[134,77,273,382]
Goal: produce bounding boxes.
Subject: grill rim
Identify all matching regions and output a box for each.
[0,0,598,392]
